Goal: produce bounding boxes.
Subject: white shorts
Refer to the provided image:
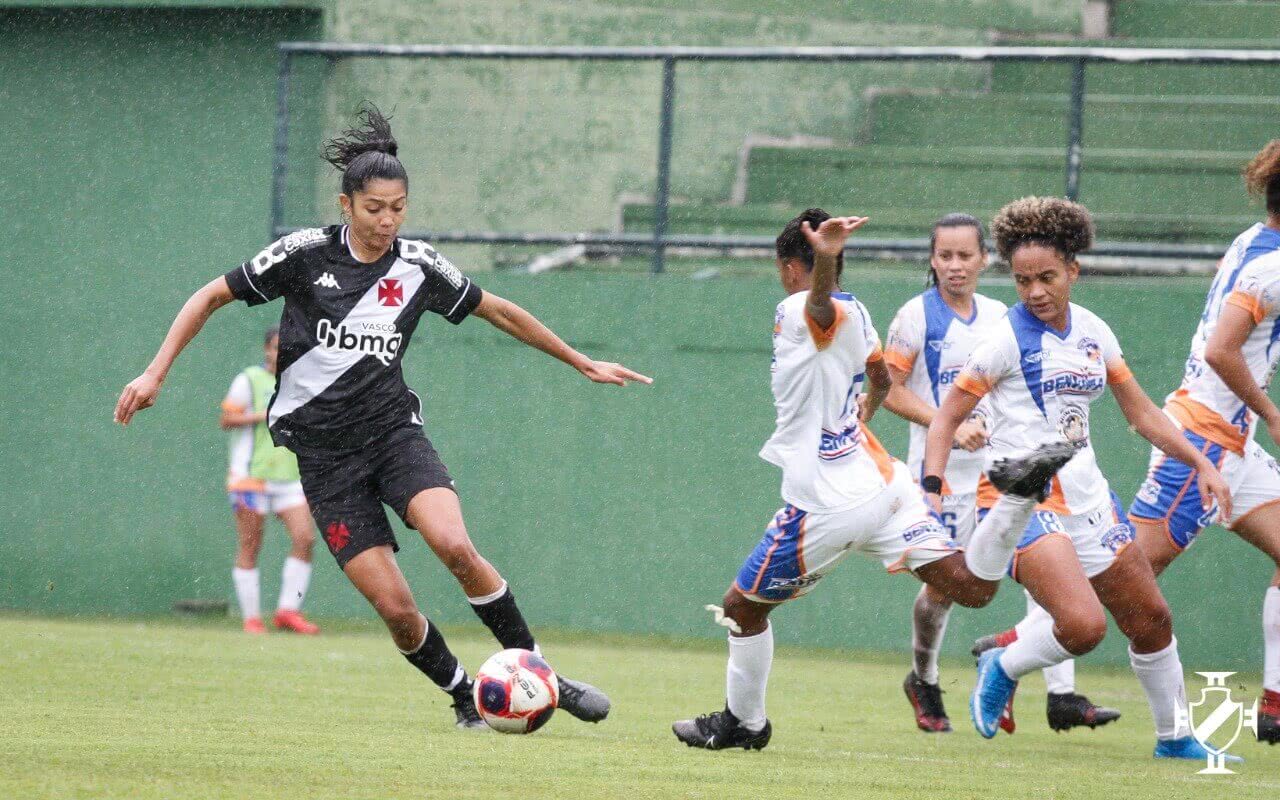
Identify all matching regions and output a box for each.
[1004,493,1134,580]
[939,492,978,546]
[228,480,308,515]
[1130,424,1280,550]
[736,463,957,603]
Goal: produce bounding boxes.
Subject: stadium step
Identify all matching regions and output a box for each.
[618,202,1255,244]
[1112,1,1280,43]
[864,92,1279,151]
[738,144,1254,218]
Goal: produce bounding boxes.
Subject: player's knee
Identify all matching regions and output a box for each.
[436,538,483,579]
[1058,608,1107,655]
[721,589,768,634]
[1127,597,1173,649]
[373,595,420,631]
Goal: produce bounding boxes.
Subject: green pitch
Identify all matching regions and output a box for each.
[4,616,1276,799]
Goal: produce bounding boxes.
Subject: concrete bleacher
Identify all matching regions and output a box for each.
[619,0,1279,247]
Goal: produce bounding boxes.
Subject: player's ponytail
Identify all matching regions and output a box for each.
[1244,140,1280,215]
[323,104,408,196]
[927,212,986,287]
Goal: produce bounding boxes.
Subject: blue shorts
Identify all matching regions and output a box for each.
[978,490,1134,580]
[1129,428,1226,550]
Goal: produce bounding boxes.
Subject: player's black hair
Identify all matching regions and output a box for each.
[1244,140,1280,215]
[776,208,843,279]
[322,104,408,196]
[991,196,1094,264]
[926,212,987,287]
[264,324,280,346]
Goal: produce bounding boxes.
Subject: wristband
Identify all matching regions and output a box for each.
[921,475,943,495]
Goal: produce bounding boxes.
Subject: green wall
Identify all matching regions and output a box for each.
[4,258,1275,670]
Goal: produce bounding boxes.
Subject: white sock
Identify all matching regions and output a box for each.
[277,557,312,612]
[466,580,508,606]
[998,612,1072,680]
[1264,587,1280,693]
[1043,660,1076,695]
[912,585,951,685]
[1018,591,1076,693]
[726,624,773,733]
[1129,637,1189,741]
[964,495,1037,581]
[232,567,261,621]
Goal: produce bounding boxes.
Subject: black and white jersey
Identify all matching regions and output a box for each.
[223,224,482,456]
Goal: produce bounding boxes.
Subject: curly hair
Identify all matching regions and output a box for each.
[776,207,843,279]
[1244,140,1280,214]
[991,196,1094,263]
[322,103,408,196]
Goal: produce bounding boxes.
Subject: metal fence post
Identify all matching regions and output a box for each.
[269,48,293,240]
[652,57,677,274]
[1065,58,1086,201]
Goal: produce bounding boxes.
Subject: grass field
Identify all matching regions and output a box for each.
[5,615,1277,799]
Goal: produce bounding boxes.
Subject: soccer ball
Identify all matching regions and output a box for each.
[472,648,559,733]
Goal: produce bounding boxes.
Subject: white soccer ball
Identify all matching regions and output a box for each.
[472,648,559,734]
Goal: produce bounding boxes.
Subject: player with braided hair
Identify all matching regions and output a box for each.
[925,197,1236,760]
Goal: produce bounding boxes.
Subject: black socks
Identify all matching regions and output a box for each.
[470,585,537,652]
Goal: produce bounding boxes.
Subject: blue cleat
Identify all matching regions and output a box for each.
[1153,736,1244,763]
[970,647,1018,739]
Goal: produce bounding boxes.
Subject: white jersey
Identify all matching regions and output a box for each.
[760,290,896,513]
[223,372,257,491]
[885,287,1007,495]
[955,302,1133,515]
[1165,223,1280,455]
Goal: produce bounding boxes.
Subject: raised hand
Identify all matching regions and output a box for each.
[800,215,870,258]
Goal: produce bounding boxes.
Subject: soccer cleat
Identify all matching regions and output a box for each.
[272,609,320,635]
[971,629,1018,658]
[971,647,1018,739]
[243,617,266,635]
[999,686,1017,734]
[556,675,611,723]
[1046,692,1121,732]
[1153,735,1243,763]
[672,706,772,751]
[903,671,952,733]
[988,441,1077,501]
[449,681,489,731]
[1258,690,1280,744]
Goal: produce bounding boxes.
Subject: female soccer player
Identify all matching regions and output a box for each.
[222,325,319,635]
[924,197,1234,761]
[115,106,650,730]
[885,214,1115,734]
[671,208,1076,751]
[1128,139,1280,743]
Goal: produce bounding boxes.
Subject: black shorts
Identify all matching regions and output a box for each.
[296,426,455,568]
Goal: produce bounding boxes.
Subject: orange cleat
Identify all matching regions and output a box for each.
[243,617,267,635]
[273,609,320,635]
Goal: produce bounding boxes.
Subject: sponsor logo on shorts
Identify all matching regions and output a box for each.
[324,521,351,552]
[1137,478,1161,505]
[1100,523,1134,553]
[316,318,402,366]
[766,573,824,593]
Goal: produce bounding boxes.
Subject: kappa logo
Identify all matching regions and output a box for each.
[315,318,402,366]
[314,272,341,290]
[378,278,403,307]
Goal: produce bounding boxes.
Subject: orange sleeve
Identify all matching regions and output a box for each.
[866,347,884,364]
[1105,357,1134,386]
[804,303,847,350]
[1226,290,1266,324]
[883,349,914,372]
[953,371,991,398]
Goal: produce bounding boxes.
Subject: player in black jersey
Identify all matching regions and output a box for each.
[115,105,651,730]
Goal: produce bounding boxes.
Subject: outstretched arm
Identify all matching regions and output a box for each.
[1110,375,1232,519]
[1205,303,1280,447]
[472,290,652,386]
[115,277,236,425]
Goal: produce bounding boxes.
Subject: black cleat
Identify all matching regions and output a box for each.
[557,675,611,723]
[672,706,772,751]
[1259,692,1280,744]
[1046,692,1121,732]
[971,634,1001,659]
[450,681,489,731]
[988,441,1077,501]
[903,671,952,733]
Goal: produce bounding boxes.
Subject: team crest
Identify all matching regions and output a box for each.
[1056,403,1089,444]
[1175,672,1257,774]
[1077,337,1103,362]
[378,278,404,307]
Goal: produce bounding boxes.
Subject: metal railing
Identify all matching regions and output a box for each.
[271,43,1280,273]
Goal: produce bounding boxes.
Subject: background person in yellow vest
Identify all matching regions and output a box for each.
[221,325,320,635]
